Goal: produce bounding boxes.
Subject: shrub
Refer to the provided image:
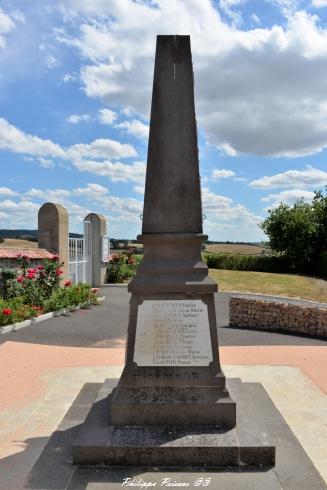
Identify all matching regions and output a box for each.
[0,297,38,326]
[204,253,292,273]
[316,251,327,278]
[5,254,64,306]
[43,283,98,313]
[106,250,140,283]
[0,268,18,299]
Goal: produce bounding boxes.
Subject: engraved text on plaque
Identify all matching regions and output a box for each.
[133,300,213,366]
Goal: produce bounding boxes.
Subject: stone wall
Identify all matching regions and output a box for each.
[229,297,327,338]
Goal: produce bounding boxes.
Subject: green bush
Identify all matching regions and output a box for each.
[106,250,140,283]
[0,297,38,326]
[43,283,98,313]
[316,252,327,278]
[204,253,292,273]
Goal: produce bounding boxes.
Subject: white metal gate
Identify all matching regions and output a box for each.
[68,221,92,284]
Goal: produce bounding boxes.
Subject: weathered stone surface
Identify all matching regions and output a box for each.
[73,379,275,467]
[230,297,327,338]
[38,202,69,281]
[83,213,107,287]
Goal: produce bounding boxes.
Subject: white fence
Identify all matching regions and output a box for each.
[68,221,92,284]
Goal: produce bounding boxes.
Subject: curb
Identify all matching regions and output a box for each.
[102,283,128,287]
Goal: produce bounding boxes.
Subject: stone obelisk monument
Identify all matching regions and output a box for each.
[74,35,275,468]
[109,35,236,428]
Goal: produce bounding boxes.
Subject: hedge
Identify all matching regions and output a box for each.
[203,253,293,273]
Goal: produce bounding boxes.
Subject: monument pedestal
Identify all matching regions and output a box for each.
[73,379,275,468]
[109,232,236,429]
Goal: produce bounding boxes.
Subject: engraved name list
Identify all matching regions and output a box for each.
[133,300,213,366]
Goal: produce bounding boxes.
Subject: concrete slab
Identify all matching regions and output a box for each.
[73,378,275,468]
[21,375,326,489]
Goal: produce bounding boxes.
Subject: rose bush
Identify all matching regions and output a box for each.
[0,255,101,327]
[106,249,141,283]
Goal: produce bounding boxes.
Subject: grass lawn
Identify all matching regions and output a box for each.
[209,269,327,303]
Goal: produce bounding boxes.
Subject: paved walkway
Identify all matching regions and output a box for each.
[0,286,326,489]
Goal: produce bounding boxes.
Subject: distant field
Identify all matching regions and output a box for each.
[205,243,266,255]
[0,238,37,248]
[209,269,327,303]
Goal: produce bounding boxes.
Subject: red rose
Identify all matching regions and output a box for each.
[36,265,44,270]
[28,268,36,273]
[55,268,63,276]
[2,308,12,316]
[27,272,35,279]
[17,276,24,283]
[64,280,72,287]
[51,255,59,261]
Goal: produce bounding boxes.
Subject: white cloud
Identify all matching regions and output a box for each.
[211,168,235,181]
[0,118,66,158]
[116,119,149,140]
[0,9,15,49]
[25,187,71,201]
[98,108,117,125]
[250,165,327,189]
[202,187,262,224]
[57,1,327,158]
[0,187,18,196]
[73,183,108,198]
[133,185,145,195]
[45,54,61,69]
[262,189,315,208]
[73,159,145,184]
[251,13,261,24]
[62,73,77,82]
[312,0,327,6]
[68,138,137,160]
[0,118,137,166]
[0,199,40,228]
[67,114,90,124]
[37,157,54,168]
[9,10,25,24]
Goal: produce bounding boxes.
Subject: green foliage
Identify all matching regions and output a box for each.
[0,283,100,326]
[261,189,327,271]
[0,268,17,299]
[106,250,141,283]
[316,251,327,278]
[204,253,292,273]
[0,297,38,326]
[43,283,98,313]
[4,254,64,306]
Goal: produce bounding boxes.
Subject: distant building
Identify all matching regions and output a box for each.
[0,248,55,269]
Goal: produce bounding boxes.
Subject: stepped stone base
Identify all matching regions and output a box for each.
[73,379,275,468]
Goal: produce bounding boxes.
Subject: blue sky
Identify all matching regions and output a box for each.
[1,0,327,241]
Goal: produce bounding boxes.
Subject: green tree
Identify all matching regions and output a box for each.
[261,188,327,271]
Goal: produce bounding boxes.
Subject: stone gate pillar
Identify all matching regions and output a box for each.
[84,213,107,287]
[38,202,69,282]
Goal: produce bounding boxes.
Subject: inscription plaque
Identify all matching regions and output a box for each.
[134,300,213,366]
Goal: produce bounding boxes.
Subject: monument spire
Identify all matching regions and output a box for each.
[142,35,203,234]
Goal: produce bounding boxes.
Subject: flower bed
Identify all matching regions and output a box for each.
[0,254,101,328]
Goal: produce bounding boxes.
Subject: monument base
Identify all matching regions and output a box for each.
[73,379,275,468]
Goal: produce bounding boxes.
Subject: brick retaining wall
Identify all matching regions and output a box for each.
[229,297,327,338]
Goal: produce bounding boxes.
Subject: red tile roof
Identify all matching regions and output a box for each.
[0,248,55,259]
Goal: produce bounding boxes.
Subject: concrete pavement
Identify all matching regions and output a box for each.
[0,286,326,489]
